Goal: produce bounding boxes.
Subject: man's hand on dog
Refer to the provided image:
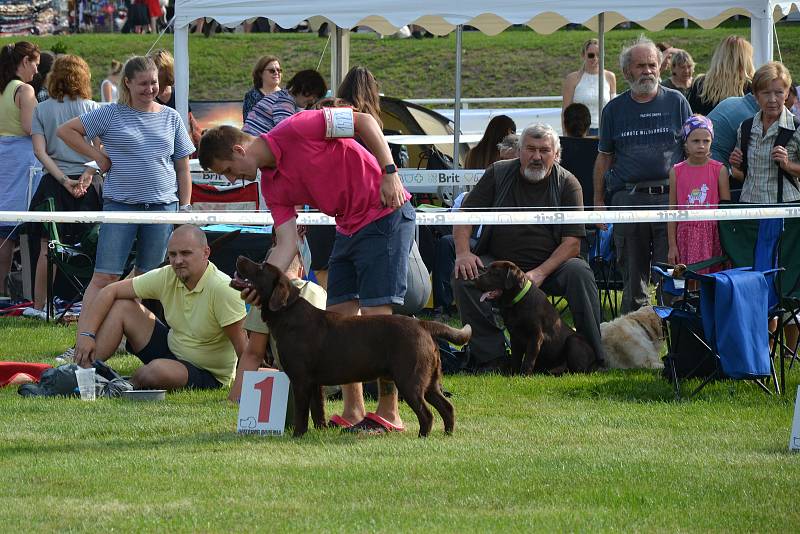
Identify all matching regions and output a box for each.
[240,287,262,307]
[525,268,546,288]
[74,337,96,367]
[455,252,484,280]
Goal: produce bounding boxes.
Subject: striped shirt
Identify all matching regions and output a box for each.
[737,107,800,204]
[80,103,195,204]
[242,89,299,135]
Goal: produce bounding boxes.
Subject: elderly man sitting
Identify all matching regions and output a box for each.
[452,123,605,372]
[73,225,247,390]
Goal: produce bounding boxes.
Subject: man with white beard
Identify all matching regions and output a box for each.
[594,36,691,313]
[451,124,605,372]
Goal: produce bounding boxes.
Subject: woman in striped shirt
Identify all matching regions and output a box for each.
[57,55,194,336]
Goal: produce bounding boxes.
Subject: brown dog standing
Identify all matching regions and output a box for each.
[231,256,471,437]
[473,260,599,374]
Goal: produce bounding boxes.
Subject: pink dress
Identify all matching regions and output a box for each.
[674,159,724,273]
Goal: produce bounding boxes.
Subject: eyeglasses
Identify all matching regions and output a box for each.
[266,67,282,74]
[586,53,597,59]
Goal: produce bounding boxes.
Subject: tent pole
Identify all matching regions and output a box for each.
[174,23,190,129]
[750,8,774,68]
[330,25,350,94]
[453,24,462,169]
[597,13,605,134]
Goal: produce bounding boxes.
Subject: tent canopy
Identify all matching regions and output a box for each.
[175,1,800,34]
[173,1,800,139]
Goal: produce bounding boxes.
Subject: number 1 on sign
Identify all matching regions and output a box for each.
[254,376,274,423]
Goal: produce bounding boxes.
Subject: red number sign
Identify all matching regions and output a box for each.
[254,376,274,423]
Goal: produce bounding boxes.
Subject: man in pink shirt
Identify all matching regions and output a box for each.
[199,108,414,434]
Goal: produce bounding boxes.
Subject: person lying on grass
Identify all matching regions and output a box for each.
[73,225,247,390]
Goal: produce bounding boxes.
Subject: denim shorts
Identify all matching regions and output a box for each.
[126,319,222,390]
[95,200,176,275]
[327,201,415,308]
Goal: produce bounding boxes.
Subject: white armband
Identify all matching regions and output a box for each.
[322,107,355,138]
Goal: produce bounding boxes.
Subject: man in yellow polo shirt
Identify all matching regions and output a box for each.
[73,225,247,390]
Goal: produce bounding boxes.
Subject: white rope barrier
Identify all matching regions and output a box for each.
[3,206,800,227]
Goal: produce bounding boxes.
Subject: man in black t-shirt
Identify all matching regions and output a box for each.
[452,124,605,371]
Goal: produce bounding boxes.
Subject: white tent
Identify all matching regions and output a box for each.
[173,1,800,138]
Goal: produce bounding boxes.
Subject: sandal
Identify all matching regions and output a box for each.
[344,412,406,435]
[328,414,355,429]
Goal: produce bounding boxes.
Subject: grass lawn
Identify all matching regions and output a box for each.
[1,316,799,532]
[2,22,800,103]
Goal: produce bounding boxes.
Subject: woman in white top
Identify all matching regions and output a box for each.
[561,39,616,135]
[100,59,122,103]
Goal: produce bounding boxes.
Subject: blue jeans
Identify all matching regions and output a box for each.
[95,200,176,275]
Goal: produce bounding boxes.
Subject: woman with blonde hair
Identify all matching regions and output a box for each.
[0,41,39,299]
[57,55,194,337]
[687,35,754,116]
[561,38,616,135]
[243,55,282,120]
[28,54,102,314]
[101,60,122,103]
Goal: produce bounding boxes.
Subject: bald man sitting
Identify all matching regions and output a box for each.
[73,225,247,391]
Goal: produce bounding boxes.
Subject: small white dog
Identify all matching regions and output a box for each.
[600,306,665,369]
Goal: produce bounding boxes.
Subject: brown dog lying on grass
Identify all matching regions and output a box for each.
[231,256,472,437]
[473,260,599,375]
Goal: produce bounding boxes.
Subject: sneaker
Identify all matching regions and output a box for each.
[22,307,48,321]
[55,347,75,364]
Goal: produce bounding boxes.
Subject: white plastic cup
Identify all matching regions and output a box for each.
[75,367,96,401]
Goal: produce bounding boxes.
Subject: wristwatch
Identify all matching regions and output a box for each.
[383,163,397,175]
[179,204,193,213]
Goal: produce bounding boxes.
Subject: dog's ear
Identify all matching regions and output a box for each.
[267,275,301,311]
[268,276,291,311]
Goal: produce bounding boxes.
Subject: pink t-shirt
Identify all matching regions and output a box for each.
[259,110,410,236]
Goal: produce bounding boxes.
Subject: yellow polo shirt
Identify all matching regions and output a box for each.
[132,261,246,384]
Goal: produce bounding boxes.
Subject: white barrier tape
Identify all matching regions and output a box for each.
[189,164,486,189]
[3,206,800,226]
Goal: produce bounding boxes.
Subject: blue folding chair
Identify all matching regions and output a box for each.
[652,261,779,399]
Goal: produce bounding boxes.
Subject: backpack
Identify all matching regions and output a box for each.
[739,114,800,203]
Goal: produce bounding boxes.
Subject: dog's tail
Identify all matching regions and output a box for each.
[419,321,472,345]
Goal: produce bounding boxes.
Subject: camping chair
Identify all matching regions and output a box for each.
[34,198,96,322]
[587,224,623,321]
[652,262,780,399]
[719,217,800,393]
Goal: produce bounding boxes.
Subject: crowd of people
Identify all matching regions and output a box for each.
[1,31,799,428]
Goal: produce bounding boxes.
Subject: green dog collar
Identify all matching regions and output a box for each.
[510,279,532,305]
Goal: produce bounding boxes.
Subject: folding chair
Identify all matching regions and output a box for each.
[588,224,623,321]
[652,263,779,399]
[719,217,800,393]
[33,198,96,322]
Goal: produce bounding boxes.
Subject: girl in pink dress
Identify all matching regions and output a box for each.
[667,114,731,273]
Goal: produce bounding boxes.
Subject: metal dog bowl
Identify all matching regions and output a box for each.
[122,389,166,401]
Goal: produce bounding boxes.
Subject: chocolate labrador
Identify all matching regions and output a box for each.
[231,256,472,437]
[473,260,598,375]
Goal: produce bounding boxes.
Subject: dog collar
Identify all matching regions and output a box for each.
[511,279,532,305]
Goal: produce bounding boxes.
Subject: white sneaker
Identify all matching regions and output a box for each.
[55,347,75,364]
[22,307,48,321]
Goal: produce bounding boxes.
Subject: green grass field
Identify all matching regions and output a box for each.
[2,22,800,103]
[1,317,799,532]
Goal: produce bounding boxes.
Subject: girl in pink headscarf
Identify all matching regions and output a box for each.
[667,114,731,272]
